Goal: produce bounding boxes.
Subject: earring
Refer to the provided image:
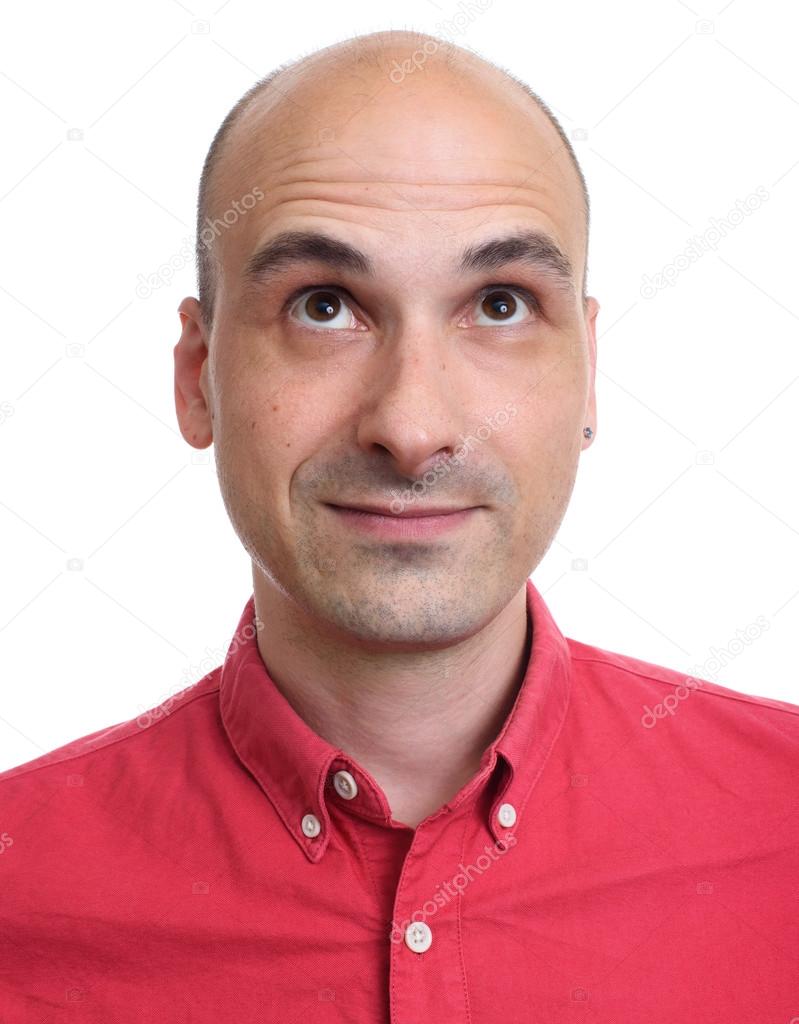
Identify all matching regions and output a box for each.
[583,426,593,439]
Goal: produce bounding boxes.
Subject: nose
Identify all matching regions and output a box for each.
[355,329,461,481]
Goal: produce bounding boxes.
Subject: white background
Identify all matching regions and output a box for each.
[1,0,798,772]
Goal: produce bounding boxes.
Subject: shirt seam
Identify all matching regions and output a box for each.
[568,652,799,718]
[456,808,474,1024]
[342,816,386,912]
[0,684,222,786]
[517,668,573,821]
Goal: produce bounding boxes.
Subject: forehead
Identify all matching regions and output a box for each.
[207,63,585,291]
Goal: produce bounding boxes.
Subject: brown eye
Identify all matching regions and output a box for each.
[289,290,358,330]
[305,291,340,321]
[474,288,535,326]
[482,290,516,320]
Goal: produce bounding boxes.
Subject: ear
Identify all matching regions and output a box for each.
[174,297,213,448]
[581,295,599,448]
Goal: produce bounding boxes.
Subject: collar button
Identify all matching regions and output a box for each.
[497,802,517,827]
[301,813,321,838]
[332,769,358,800]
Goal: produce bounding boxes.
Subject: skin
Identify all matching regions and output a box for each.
[174,32,599,829]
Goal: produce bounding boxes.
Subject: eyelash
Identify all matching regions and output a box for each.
[280,282,542,330]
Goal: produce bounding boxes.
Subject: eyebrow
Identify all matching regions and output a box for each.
[242,228,576,292]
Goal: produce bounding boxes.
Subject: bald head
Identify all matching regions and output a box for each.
[194,29,590,325]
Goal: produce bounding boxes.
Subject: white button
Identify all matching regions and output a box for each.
[497,802,517,827]
[404,921,432,953]
[301,813,321,838]
[333,770,358,800]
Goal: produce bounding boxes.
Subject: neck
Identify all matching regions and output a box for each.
[251,574,532,829]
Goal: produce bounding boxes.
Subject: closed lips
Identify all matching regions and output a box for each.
[327,503,474,517]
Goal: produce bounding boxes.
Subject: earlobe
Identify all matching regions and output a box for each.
[174,297,214,449]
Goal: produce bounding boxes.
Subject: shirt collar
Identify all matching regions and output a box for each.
[219,577,572,863]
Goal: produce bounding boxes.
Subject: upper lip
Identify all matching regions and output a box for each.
[327,502,476,518]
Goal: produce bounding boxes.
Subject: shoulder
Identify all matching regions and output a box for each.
[0,667,223,798]
[566,635,799,731]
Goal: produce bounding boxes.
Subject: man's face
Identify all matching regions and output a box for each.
[176,57,598,648]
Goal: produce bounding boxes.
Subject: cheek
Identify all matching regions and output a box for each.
[218,376,335,508]
[501,397,583,510]
[215,348,300,449]
[507,396,578,457]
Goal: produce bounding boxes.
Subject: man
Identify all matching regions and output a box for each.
[2,27,797,1023]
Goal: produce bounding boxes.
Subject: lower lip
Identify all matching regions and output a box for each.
[326,505,478,539]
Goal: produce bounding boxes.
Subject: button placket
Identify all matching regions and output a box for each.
[388,814,471,1020]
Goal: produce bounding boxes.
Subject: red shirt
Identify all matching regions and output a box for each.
[2,577,798,1022]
